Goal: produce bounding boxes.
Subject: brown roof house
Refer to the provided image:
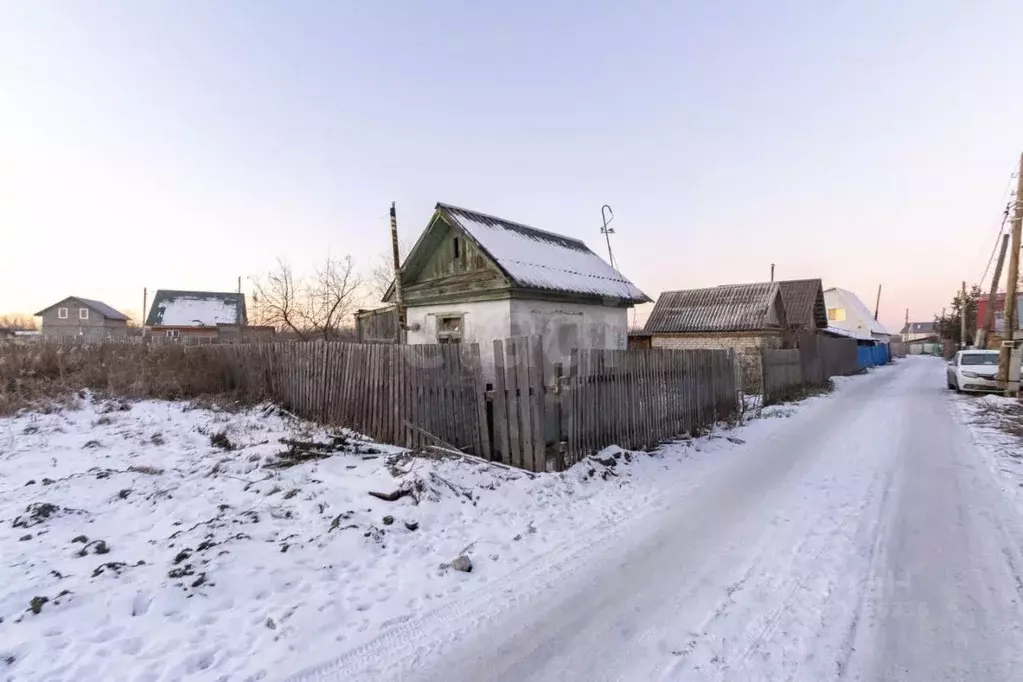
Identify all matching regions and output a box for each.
[643,278,827,390]
[35,296,130,341]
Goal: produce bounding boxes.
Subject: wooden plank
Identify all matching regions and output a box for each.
[470,343,491,460]
[511,337,533,470]
[583,349,594,457]
[564,349,577,466]
[623,349,633,447]
[492,339,509,463]
[504,339,522,469]
[442,344,456,447]
[371,344,382,439]
[408,345,421,449]
[528,336,545,472]
[450,345,465,448]
[611,349,622,447]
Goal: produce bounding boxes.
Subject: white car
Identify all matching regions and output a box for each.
[946,349,1001,393]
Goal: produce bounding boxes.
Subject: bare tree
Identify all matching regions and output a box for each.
[0,313,37,331]
[252,256,363,341]
[305,255,362,339]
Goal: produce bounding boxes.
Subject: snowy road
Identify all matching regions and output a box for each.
[292,358,1023,682]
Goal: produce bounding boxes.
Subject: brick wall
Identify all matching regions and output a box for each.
[651,332,782,393]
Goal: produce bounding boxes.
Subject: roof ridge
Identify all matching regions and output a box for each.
[437,202,587,246]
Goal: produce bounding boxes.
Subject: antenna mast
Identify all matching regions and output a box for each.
[600,204,617,269]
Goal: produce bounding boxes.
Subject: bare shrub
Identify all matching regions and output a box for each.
[0,342,270,415]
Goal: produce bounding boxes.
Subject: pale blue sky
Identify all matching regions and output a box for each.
[2,1,1022,330]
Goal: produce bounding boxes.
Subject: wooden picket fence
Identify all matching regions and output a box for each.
[762,349,804,404]
[488,339,740,472]
[562,347,738,468]
[261,342,490,455]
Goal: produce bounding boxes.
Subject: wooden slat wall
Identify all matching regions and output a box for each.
[556,346,739,467]
[191,341,489,454]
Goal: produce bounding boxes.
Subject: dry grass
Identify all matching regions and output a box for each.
[0,342,269,415]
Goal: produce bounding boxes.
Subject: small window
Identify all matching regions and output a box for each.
[436,314,463,343]
[166,330,180,338]
[79,308,89,320]
[453,237,461,260]
[57,307,68,319]
[827,308,846,322]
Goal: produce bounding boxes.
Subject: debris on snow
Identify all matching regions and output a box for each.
[0,393,764,681]
[450,555,473,573]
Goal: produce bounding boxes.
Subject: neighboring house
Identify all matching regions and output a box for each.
[643,281,790,354]
[776,278,829,331]
[643,281,795,391]
[145,290,248,342]
[383,202,649,371]
[823,287,891,343]
[34,296,129,340]
[976,293,1023,337]
[900,321,937,342]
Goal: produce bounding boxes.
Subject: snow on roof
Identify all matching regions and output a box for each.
[146,290,246,327]
[438,204,649,303]
[824,287,890,337]
[824,325,872,341]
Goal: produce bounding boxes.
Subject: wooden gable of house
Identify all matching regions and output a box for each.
[385,211,511,306]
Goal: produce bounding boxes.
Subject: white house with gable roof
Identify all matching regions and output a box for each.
[823,287,891,343]
[383,202,650,373]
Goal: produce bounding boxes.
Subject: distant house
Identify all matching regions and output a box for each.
[145,290,249,342]
[643,281,790,353]
[383,202,649,370]
[34,296,129,340]
[976,293,1023,337]
[900,321,938,343]
[823,288,891,343]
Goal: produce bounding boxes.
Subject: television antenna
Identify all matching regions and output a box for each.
[600,204,618,270]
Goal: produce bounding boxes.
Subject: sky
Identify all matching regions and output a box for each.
[2,1,1023,332]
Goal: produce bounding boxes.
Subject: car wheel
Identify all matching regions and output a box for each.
[954,379,962,393]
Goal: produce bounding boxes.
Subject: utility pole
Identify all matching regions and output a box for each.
[874,284,882,321]
[141,288,148,338]
[770,264,775,282]
[978,233,1009,349]
[904,308,909,337]
[999,152,1023,389]
[960,281,967,348]
[389,201,406,344]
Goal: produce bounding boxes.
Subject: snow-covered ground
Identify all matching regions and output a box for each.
[1,393,766,682]
[951,390,1023,520]
[9,358,1021,682]
[288,357,1023,682]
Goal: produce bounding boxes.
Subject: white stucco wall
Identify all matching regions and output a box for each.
[405,300,512,370]
[405,298,630,379]
[509,299,629,368]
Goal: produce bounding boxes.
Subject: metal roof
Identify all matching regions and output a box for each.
[644,282,784,333]
[436,203,650,303]
[777,279,828,329]
[34,296,128,321]
[145,290,247,327]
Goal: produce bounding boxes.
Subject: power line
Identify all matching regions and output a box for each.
[977,168,1019,287]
